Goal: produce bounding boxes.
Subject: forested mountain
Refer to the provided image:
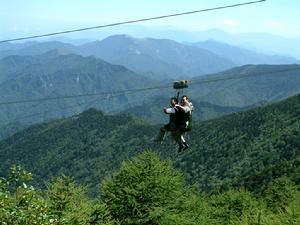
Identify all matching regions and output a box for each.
[0,109,158,192]
[1,93,299,195]
[0,51,159,139]
[188,64,300,107]
[188,39,298,66]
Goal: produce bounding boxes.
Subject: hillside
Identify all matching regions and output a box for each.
[0,51,159,138]
[0,109,160,191]
[1,94,299,194]
[176,93,300,192]
[189,64,300,107]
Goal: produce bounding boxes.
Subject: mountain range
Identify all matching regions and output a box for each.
[1,50,300,139]
[63,27,299,58]
[1,35,300,140]
[0,36,236,79]
[1,35,298,80]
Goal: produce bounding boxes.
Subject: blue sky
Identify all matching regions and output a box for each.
[1,0,300,40]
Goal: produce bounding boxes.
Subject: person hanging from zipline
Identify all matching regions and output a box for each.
[154,95,193,152]
[172,95,193,152]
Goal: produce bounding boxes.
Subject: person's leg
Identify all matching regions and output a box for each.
[171,130,185,152]
[171,130,181,143]
[180,131,189,150]
[153,124,170,143]
[180,134,186,143]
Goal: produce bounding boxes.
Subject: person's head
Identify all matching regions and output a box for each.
[181,95,189,105]
[170,97,178,106]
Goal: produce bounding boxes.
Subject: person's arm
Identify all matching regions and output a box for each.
[163,107,176,114]
[175,104,190,113]
[189,102,194,111]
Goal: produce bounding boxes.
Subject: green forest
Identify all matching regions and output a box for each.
[1,152,299,224]
[1,94,300,224]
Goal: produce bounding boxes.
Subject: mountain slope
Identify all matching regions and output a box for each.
[1,94,299,194]
[176,93,300,192]
[189,64,300,107]
[0,51,158,138]
[0,109,159,191]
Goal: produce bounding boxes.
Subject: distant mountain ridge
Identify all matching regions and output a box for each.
[0,35,236,79]
[188,39,297,66]
[77,35,235,79]
[1,34,298,80]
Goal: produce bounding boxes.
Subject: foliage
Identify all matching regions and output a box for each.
[208,189,259,224]
[262,177,297,213]
[100,151,204,225]
[1,153,300,224]
[0,166,115,225]
[0,165,55,225]
[45,175,95,224]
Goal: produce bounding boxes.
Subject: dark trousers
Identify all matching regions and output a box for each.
[155,122,185,145]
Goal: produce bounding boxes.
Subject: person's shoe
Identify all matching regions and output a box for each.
[182,142,189,151]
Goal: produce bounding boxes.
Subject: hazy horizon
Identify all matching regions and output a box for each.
[1,0,300,42]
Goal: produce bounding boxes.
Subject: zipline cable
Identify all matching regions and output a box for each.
[0,0,266,43]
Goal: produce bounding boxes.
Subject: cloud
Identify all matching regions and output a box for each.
[221,19,239,27]
[264,21,284,29]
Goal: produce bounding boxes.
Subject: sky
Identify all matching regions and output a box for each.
[1,0,300,41]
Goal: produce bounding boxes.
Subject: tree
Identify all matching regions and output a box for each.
[100,151,205,225]
[262,177,297,212]
[0,165,56,225]
[46,175,105,225]
[208,189,258,225]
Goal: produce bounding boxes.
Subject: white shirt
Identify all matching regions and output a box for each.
[176,102,194,113]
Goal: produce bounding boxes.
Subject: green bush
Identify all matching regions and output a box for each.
[100,151,206,225]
